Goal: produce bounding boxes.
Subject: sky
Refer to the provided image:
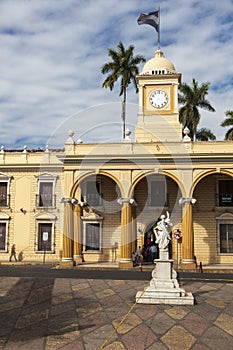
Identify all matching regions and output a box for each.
[0,0,233,148]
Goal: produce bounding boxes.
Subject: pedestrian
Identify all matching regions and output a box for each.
[150,244,157,262]
[132,251,136,266]
[9,244,17,262]
[135,246,142,265]
[141,245,146,261]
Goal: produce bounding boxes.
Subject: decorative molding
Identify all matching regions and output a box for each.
[34,212,57,220]
[117,197,137,206]
[0,212,10,220]
[179,197,196,205]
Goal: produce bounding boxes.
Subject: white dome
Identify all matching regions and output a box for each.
[141,49,176,75]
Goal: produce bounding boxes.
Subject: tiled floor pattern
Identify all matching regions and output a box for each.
[0,277,232,349]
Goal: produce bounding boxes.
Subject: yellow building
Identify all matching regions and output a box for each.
[0,49,233,268]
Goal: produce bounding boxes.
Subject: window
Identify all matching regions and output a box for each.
[0,222,7,251]
[35,212,56,253]
[149,178,167,207]
[217,213,233,254]
[217,180,233,206]
[35,173,57,208]
[0,182,8,207]
[219,224,233,254]
[38,182,54,207]
[85,180,102,207]
[37,223,53,252]
[85,223,100,251]
[82,215,103,252]
[0,173,11,208]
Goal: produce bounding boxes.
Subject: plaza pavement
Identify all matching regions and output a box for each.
[0,266,233,350]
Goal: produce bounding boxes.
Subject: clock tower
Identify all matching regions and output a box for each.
[135,49,182,142]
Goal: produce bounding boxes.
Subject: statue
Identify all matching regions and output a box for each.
[153,212,173,250]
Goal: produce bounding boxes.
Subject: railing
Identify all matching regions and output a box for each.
[0,194,10,208]
[36,194,56,208]
[216,193,233,207]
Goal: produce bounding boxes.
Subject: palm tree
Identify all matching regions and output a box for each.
[196,128,216,141]
[101,42,145,139]
[178,78,215,140]
[221,110,233,140]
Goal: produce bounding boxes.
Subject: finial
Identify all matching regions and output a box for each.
[124,128,132,142]
[183,127,191,142]
[68,130,74,138]
[65,130,75,145]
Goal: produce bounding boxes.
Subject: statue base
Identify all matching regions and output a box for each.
[136,250,194,305]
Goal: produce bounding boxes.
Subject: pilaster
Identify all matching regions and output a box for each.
[118,198,136,268]
[73,204,83,264]
[179,197,197,269]
[61,200,74,266]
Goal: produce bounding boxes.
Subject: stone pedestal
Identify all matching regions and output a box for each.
[136,249,194,305]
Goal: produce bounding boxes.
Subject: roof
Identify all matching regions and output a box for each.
[141,49,176,75]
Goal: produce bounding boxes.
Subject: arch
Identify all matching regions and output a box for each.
[129,169,184,198]
[191,169,233,197]
[70,170,124,198]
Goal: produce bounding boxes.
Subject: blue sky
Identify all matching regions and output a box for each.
[0,0,233,148]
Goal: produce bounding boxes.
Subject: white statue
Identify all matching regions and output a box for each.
[153,212,173,250]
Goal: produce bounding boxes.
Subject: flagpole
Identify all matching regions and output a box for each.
[158,6,160,50]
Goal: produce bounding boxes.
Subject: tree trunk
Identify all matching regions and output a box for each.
[121,88,126,140]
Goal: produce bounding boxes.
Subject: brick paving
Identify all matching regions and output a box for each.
[0,275,232,349]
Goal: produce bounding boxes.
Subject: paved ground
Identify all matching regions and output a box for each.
[0,269,233,349]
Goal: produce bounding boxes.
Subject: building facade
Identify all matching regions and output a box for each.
[1,50,233,268]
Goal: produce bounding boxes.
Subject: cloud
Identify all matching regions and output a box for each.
[0,0,233,147]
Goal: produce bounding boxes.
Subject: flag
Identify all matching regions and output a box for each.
[137,10,160,33]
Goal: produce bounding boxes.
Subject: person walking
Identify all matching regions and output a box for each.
[132,251,136,266]
[135,246,142,265]
[150,244,157,263]
[9,244,17,262]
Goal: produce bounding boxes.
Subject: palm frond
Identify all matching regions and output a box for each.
[101,41,145,139]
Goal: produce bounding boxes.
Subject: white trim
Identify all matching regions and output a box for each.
[36,176,57,208]
[217,215,233,254]
[82,218,103,253]
[35,172,58,181]
[35,212,57,220]
[0,173,12,208]
[35,221,55,253]
[0,220,8,252]
[0,212,10,220]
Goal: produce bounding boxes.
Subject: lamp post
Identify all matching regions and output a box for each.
[174,229,182,268]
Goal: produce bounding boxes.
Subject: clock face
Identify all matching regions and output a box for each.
[150,90,168,109]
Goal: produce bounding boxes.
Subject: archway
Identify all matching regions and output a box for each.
[143,220,159,262]
[192,172,233,265]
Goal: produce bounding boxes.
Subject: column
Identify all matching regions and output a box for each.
[118,198,135,268]
[61,200,74,266]
[131,206,137,254]
[73,204,83,265]
[180,197,196,269]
